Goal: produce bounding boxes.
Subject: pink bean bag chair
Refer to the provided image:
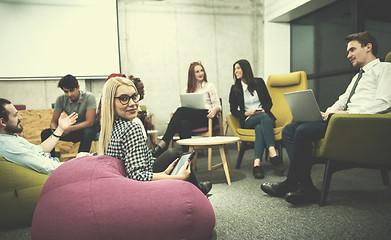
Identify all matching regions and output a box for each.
[31,155,215,240]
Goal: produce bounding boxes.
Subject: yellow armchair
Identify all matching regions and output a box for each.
[385,51,391,62]
[0,157,49,228]
[312,114,391,206]
[266,71,308,141]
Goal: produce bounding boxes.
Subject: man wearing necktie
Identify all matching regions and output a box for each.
[261,31,391,205]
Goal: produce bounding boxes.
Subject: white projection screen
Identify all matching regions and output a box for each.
[0,0,120,79]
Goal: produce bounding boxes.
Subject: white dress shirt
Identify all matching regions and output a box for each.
[241,81,262,111]
[327,59,391,114]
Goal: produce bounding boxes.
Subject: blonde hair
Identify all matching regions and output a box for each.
[98,77,137,155]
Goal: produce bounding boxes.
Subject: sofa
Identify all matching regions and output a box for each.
[0,157,49,228]
[31,155,215,240]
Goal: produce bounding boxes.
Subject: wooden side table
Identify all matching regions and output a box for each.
[176,136,240,185]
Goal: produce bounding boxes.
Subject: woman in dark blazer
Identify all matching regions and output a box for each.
[229,59,283,179]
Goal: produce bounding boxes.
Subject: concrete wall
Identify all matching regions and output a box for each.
[0,78,104,110]
[118,0,265,134]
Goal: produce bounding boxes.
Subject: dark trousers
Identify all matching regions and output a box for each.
[244,113,275,160]
[162,107,209,144]
[282,121,328,184]
[152,148,199,187]
[41,125,98,156]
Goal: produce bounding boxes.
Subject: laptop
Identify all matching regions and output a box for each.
[180,92,207,109]
[284,89,323,122]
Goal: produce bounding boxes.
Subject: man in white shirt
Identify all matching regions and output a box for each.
[261,31,391,204]
[0,98,78,174]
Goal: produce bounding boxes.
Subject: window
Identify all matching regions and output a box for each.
[291,0,391,110]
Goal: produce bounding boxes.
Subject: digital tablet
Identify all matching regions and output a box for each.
[170,151,195,175]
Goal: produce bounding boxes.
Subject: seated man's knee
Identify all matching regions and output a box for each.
[82,126,97,139]
[282,123,299,138]
[41,128,53,141]
[294,123,319,140]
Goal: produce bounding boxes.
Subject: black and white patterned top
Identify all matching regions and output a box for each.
[106,117,154,181]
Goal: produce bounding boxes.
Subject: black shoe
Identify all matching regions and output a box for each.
[261,181,297,197]
[253,166,265,179]
[269,155,284,173]
[199,181,212,195]
[152,145,166,158]
[285,183,321,205]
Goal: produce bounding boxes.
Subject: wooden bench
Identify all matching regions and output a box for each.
[18,109,97,161]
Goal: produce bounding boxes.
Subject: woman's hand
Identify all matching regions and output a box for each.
[245,108,264,116]
[321,112,329,121]
[163,158,191,180]
[321,110,348,121]
[76,152,92,158]
[207,106,219,119]
[164,158,179,175]
[58,112,78,131]
[245,110,254,116]
[175,160,191,180]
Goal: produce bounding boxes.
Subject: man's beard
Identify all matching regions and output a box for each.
[5,122,23,134]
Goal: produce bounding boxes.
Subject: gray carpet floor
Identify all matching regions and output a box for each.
[198,145,391,240]
[1,144,391,240]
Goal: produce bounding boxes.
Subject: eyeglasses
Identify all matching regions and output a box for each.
[114,93,140,105]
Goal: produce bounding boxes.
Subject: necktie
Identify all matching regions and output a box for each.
[343,69,364,111]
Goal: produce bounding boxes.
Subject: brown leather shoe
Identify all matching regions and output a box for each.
[285,183,320,205]
[261,181,297,197]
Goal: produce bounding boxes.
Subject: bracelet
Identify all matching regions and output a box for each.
[52,133,61,138]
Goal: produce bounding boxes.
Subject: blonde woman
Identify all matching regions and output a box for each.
[98,77,212,194]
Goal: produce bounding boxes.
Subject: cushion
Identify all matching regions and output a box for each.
[268,71,301,87]
[31,155,215,240]
[0,157,49,228]
[14,104,26,110]
[191,124,220,134]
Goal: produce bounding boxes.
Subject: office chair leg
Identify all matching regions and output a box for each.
[236,142,247,169]
[380,170,389,185]
[319,160,333,206]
